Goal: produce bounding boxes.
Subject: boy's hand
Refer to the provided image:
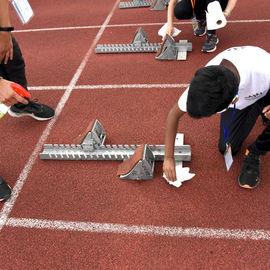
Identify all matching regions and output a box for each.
[0,79,28,106]
[163,157,176,182]
[262,105,270,120]
[0,32,13,64]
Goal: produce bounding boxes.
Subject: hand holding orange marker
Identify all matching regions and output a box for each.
[0,82,31,118]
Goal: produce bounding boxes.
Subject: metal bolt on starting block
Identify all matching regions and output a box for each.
[39,120,191,180]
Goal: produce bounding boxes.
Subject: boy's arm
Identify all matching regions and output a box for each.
[166,0,178,36]
[163,103,186,181]
[0,0,13,63]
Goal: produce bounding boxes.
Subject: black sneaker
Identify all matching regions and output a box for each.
[194,19,206,36]
[0,176,11,201]
[8,99,55,121]
[238,150,261,189]
[202,33,219,53]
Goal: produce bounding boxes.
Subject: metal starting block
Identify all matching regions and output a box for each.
[95,27,192,61]
[39,120,191,180]
[119,0,169,10]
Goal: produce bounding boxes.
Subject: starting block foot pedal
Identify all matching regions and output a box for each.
[117,144,155,180]
[131,27,148,46]
[155,35,192,60]
[155,34,177,60]
[73,119,106,151]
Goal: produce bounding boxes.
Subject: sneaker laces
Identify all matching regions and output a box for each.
[26,98,43,112]
[244,151,260,166]
[197,19,206,30]
[205,33,216,44]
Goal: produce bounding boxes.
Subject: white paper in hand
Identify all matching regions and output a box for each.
[158,23,181,40]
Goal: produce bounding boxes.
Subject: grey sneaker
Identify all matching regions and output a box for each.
[194,19,206,36]
[0,176,11,201]
[8,99,55,121]
[202,33,219,53]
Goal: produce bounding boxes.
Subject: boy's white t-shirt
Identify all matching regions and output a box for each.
[178,46,270,112]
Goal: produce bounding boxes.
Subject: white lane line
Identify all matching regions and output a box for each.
[28,83,189,91]
[13,19,270,33]
[0,0,121,231]
[6,217,270,241]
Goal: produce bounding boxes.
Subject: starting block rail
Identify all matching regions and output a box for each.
[40,143,191,162]
[95,43,161,54]
[119,0,153,8]
[40,120,191,180]
[119,0,169,10]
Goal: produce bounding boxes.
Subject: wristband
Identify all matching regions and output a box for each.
[224,9,231,17]
[0,27,14,32]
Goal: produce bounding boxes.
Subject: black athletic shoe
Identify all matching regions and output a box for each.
[8,99,55,121]
[194,19,206,36]
[0,176,11,201]
[202,33,219,53]
[238,150,261,189]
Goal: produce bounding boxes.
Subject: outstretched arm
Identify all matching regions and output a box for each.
[165,0,178,36]
[163,103,186,181]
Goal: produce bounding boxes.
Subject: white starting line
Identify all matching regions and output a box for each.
[13,19,270,33]
[28,83,189,91]
[6,217,270,241]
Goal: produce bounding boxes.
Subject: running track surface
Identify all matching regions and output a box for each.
[0,0,270,269]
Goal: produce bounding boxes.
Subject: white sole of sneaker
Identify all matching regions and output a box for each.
[202,38,219,53]
[8,110,54,121]
[194,30,206,37]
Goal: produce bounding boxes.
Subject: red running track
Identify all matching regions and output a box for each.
[0,0,270,269]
